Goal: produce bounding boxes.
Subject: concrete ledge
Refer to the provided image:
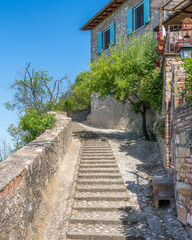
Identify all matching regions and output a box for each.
[0,113,72,239]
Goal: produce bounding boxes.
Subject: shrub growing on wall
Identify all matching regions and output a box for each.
[19,109,56,143]
[181,57,192,102]
[87,33,163,140]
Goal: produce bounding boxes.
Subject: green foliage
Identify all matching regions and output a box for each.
[19,109,56,143]
[153,117,165,138]
[6,63,64,147]
[83,33,163,140]
[5,63,67,113]
[89,33,162,113]
[181,57,192,102]
[55,71,91,112]
[7,124,25,150]
[139,70,164,113]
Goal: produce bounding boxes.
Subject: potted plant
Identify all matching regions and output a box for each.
[174,39,184,52]
[182,17,192,30]
[173,39,192,53]
[156,31,166,54]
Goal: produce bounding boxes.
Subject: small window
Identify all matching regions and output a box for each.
[97,22,115,54]
[135,3,144,30]
[103,28,110,51]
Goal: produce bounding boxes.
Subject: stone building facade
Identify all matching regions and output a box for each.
[81,0,160,62]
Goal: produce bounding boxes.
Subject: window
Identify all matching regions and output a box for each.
[127,0,150,35]
[98,22,115,54]
[135,3,144,30]
[103,27,111,51]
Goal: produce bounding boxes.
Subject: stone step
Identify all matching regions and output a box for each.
[81,151,113,156]
[83,142,109,145]
[76,185,126,192]
[77,179,124,185]
[78,169,119,174]
[74,192,129,201]
[81,154,114,157]
[70,211,138,225]
[82,147,111,150]
[80,160,117,164]
[79,164,118,168]
[81,156,115,160]
[67,224,145,240]
[73,200,134,212]
[84,138,107,143]
[82,150,112,153]
[83,145,109,148]
[78,173,121,179]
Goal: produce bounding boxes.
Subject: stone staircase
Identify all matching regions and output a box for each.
[67,139,145,240]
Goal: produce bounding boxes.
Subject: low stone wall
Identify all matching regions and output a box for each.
[89,94,155,135]
[67,110,90,122]
[0,113,72,240]
[173,102,192,232]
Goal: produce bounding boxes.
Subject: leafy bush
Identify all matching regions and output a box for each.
[181,57,192,102]
[85,33,163,140]
[55,71,91,112]
[19,109,56,143]
[153,117,165,138]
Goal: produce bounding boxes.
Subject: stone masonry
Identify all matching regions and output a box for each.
[162,54,192,235]
[0,113,72,240]
[173,103,192,232]
[91,0,160,62]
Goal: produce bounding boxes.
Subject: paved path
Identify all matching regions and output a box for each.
[27,122,191,240]
[67,138,143,239]
[67,122,190,240]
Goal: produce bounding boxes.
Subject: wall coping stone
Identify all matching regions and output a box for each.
[0,112,71,194]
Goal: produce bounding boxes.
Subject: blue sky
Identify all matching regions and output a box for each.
[0,0,109,144]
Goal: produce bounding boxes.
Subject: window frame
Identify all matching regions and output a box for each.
[103,26,111,51]
[134,1,144,31]
[97,22,115,54]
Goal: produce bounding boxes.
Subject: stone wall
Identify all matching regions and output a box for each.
[89,94,155,135]
[173,102,192,232]
[162,54,185,170]
[91,0,160,62]
[0,113,72,240]
[162,54,192,234]
[67,110,90,122]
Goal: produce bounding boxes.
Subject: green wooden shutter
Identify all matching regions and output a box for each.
[144,0,150,24]
[98,32,103,54]
[127,8,133,35]
[110,22,115,46]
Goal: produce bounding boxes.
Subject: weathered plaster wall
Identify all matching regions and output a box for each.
[91,0,159,61]
[89,94,155,135]
[0,113,72,240]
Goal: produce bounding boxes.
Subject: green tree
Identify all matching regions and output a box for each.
[6,63,66,148]
[87,33,163,140]
[55,71,91,111]
[5,63,68,113]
